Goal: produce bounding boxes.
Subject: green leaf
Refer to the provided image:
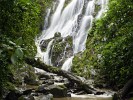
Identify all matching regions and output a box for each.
[15,48,24,59]
[9,41,16,46]
[11,54,18,64]
[16,37,23,45]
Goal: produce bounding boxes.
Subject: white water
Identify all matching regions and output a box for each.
[43,8,51,30]
[61,56,74,71]
[36,0,108,71]
[96,0,108,19]
[73,0,95,54]
[36,39,54,65]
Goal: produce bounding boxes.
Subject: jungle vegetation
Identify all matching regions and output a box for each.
[72,0,133,89]
[0,0,52,98]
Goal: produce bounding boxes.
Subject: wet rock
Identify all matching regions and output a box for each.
[5,90,22,100]
[39,74,53,80]
[18,95,35,100]
[40,39,51,52]
[67,93,71,97]
[44,94,53,100]
[54,76,64,82]
[37,85,67,97]
[23,89,33,95]
[62,78,70,86]
[24,75,39,85]
[54,76,70,87]
[54,32,61,37]
[37,85,46,93]
[34,94,53,100]
[42,79,54,85]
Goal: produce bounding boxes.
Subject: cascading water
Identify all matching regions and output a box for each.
[73,0,95,54]
[96,0,108,19]
[36,39,54,65]
[43,8,51,30]
[61,56,74,71]
[36,0,108,71]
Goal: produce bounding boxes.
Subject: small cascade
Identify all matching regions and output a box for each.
[43,8,51,30]
[61,56,74,71]
[36,39,54,65]
[36,0,108,71]
[96,0,109,19]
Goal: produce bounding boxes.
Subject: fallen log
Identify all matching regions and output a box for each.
[25,58,102,94]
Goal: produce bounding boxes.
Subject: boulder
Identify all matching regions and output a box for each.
[23,89,33,95]
[24,75,39,85]
[5,90,22,100]
[37,85,67,97]
[34,94,53,100]
[42,79,54,85]
[38,73,53,80]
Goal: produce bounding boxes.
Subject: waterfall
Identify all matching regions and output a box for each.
[40,0,65,40]
[73,0,95,54]
[36,0,108,71]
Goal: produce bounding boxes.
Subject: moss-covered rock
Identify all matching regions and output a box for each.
[54,32,61,37]
[50,34,73,67]
[40,39,52,52]
[13,65,39,86]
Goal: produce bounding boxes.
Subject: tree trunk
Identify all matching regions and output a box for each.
[113,78,133,100]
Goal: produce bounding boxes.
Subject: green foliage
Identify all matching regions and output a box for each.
[72,0,133,89]
[0,0,52,97]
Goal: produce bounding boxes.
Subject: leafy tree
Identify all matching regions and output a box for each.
[0,0,52,98]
